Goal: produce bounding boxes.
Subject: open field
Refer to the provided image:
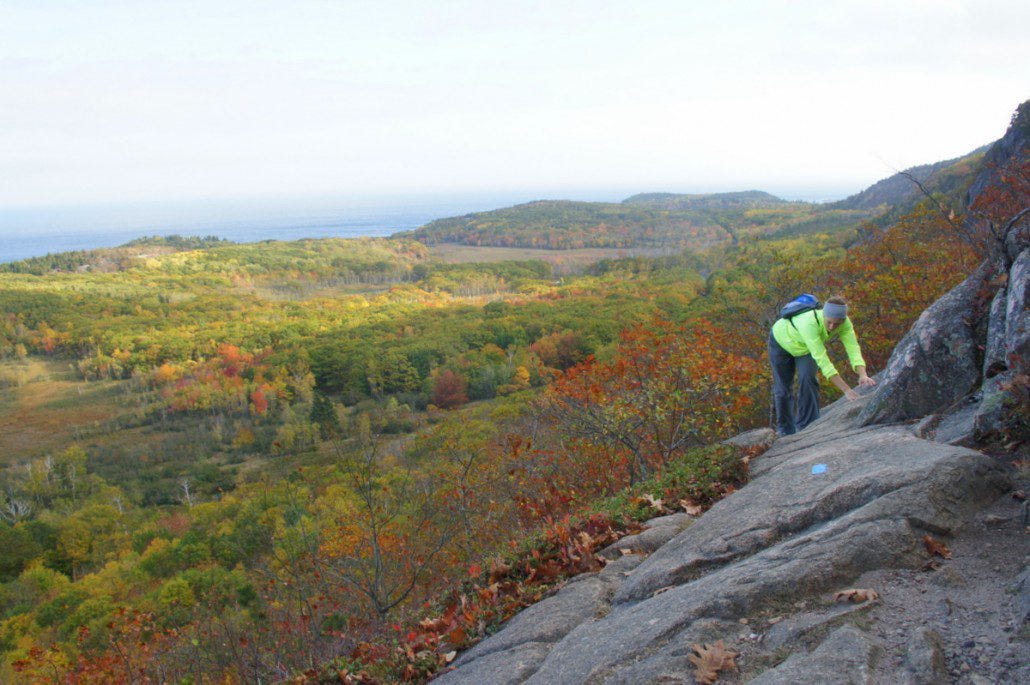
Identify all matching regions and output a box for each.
[0,357,139,463]
[428,243,678,271]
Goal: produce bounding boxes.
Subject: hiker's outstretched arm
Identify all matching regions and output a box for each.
[854,365,876,387]
[829,373,859,401]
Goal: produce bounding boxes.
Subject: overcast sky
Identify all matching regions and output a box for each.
[1,0,1027,207]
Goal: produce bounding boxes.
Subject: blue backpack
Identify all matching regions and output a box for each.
[779,294,820,327]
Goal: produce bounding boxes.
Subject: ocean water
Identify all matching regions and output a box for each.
[0,191,623,264]
[0,219,403,265]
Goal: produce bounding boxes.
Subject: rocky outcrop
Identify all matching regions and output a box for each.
[748,625,882,685]
[856,256,995,427]
[435,395,1013,683]
[860,242,1026,442]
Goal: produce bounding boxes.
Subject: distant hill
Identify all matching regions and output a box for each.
[399,194,871,250]
[621,190,785,210]
[0,235,234,275]
[831,147,987,220]
[395,199,729,250]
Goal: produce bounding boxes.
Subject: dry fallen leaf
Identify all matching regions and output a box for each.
[689,640,738,685]
[679,499,704,516]
[922,534,952,559]
[443,651,457,663]
[833,588,880,603]
[446,626,467,646]
[630,493,669,513]
[488,558,512,583]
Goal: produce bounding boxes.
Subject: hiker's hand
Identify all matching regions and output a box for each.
[857,374,876,388]
[844,388,860,401]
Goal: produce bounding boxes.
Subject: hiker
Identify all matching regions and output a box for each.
[768,295,875,436]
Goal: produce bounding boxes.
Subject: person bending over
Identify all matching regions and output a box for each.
[768,296,876,436]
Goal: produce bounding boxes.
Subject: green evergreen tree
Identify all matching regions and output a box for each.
[310,392,341,439]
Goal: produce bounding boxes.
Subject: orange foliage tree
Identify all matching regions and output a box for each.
[430,369,468,409]
[826,205,980,370]
[964,133,1029,259]
[534,318,764,508]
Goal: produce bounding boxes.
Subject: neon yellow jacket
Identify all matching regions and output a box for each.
[771,309,865,379]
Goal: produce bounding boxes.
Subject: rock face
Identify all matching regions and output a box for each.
[748,625,882,685]
[857,258,996,426]
[975,248,1030,441]
[436,396,1011,684]
[868,241,1028,443]
[902,627,948,685]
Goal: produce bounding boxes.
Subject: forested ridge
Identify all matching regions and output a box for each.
[398,195,874,250]
[1,106,1024,682]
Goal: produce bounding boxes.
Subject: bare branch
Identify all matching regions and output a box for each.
[896,169,965,236]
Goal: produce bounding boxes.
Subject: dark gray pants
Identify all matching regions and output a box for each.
[768,332,820,436]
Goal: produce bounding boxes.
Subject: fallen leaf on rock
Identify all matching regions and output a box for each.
[651,585,675,597]
[689,640,738,685]
[922,534,952,559]
[443,651,457,663]
[833,588,880,603]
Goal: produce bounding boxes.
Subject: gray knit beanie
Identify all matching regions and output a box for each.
[823,301,847,320]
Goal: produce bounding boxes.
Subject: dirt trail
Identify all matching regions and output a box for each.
[858,467,1029,683]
